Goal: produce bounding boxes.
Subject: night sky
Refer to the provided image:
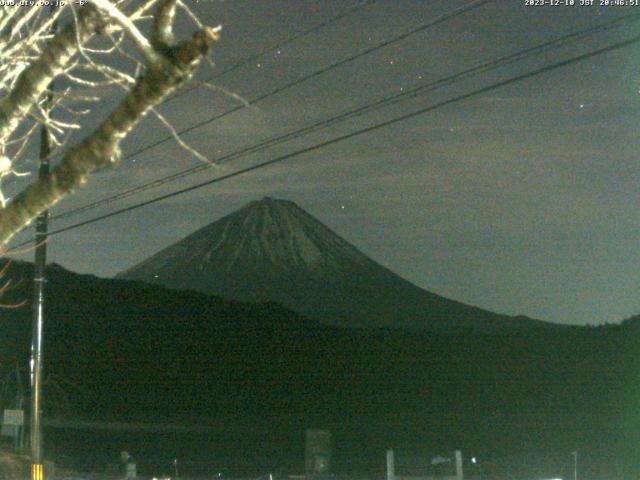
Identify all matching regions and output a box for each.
[7,0,640,325]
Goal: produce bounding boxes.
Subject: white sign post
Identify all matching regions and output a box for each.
[1,409,24,437]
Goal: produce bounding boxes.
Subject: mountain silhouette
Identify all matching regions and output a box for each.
[118,197,554,331]
[0,260,631,477]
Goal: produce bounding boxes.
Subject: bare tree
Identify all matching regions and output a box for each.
[0,0,220,245]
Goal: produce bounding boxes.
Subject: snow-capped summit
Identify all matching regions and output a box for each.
[118,197,552,331]
[196,196,370,273]
[120,197,368,278]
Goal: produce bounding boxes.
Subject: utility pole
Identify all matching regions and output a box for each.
[15,364,24,453]
[572,451,578,480]
[30,14,55,477]
[30,108,51,480]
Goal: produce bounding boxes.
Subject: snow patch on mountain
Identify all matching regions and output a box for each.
[117,197,553,331]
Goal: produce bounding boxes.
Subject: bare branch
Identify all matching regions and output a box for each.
[91,0,163,65]
[7,123,39,164]
[195,81,250,108]
[0,6,21,38]
[0,5,106,146]
[151,106,218,166]
[0,25,220,245]
[177,0,205,30]
[130,0,162,22]
[153,0,178,48]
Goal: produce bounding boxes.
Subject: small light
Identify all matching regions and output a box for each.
[471,457,477,464]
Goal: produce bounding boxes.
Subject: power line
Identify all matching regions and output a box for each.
[14,32,638,248]
[49,0,511,220]
[110,0,495,163]
[51,11,640,221]
[163,0,378,104]
[24,0,379,173]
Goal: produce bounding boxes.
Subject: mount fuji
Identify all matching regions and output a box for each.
[117,197,553,331]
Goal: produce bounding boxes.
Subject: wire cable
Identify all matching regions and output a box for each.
[10,32,637,249]
[51,11,640,221]
[20,0,379,171]
[109,0,495,164]
[164,0,378,104]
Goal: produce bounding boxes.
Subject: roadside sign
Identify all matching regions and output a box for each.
[3,409,24,426]
[1,409,23,437]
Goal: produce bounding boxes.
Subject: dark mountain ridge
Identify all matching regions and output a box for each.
[118,197,555,332]
[0,260,637,477]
